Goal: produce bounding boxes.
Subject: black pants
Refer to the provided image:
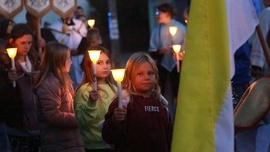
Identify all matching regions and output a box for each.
[157,63,180,98]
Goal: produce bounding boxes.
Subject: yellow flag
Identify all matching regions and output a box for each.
[171,0,258,151]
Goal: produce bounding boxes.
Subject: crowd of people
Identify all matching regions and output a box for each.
[234,0,270,151]
[0,1,270,151]
[0,3,178,152]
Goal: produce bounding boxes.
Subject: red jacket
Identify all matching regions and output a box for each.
[102,94,172,152]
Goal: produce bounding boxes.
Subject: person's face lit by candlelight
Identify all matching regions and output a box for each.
[132,61,156,96]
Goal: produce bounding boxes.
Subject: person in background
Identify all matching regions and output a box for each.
[0,23,41,151]
[0,17,15,152]
[34,42,84,152]
[77,14,88,27]
[231,41,252,108]
[74,6,88,27]
[75,46,117,152]
[149,3,186,119]
[0,47,11,151]
[26,12,56,48]
[102,52,172,152]
[234,28,270,152]
[48,11,87,88]
[183,6,190,24]
[78,27,103,69]
[0,18,15,40]
[250,0,270,80]
[86,28,103,47]
[26,11,56,52]
[74,6,85,19]
[78,27,102,56]
[79,27,118,71]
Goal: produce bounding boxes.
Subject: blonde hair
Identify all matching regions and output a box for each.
[35,42,72,89]
[77,46,116,93]
[122,52,161,99]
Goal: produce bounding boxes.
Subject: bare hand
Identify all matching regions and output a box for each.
[89,90,99,102]
[8,69,17,82]
[113,107,126,122]
[173,52,184,60]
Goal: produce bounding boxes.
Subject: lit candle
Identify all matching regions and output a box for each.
[88,50,101,91]
[169,26,178,37]
[87,19,95,28]
[172,44,181,73]
[6,48,17,87]
[111,69,125,108]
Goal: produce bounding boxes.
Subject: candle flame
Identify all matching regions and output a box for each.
[111,69,125,82]
[88,50,101,63]
[88,19,95,28]
[6,48,17,58]
[169,26,177,36]
[172,45,181,53]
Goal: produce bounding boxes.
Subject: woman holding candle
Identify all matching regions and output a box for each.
[149,3,186,120]
[74,46,117,152]
[34,42,85,151]
[102,52,172,152]
[0,23,41,151]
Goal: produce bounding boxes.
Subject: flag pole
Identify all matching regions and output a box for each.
[256,24,270,68]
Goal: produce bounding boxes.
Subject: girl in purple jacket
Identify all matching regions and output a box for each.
[102,52,172,152]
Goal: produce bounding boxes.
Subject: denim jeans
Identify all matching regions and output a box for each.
[0,122,11,152]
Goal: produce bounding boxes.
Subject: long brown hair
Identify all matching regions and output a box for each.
[122,52,161,99]
[35,42,72,89]
[77,45,116,93]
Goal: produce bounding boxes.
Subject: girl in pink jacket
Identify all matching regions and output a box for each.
[35,42,84,152]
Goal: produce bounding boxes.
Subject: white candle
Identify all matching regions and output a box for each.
[11,58,15,70]
[111,69,126,108]
[93,63,97,91]
[6,48,17,87]
[176,54,180,73]
[117,82,122,108]
[11,58,16,87]
[88,50,101,91]
[172,45,181,73]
